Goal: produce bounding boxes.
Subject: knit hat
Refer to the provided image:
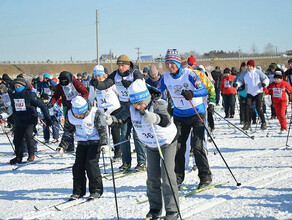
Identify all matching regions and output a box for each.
[149,65,159,77]
[58,71,72,86]
[43,73,50,79]
[117,54,131,65]
[143,67,149,74]
[93,65,105,76]
[269,63,277,70]
[165,49,181,68]
[231,67,237,72]
[288,58,292,64]
[274,71,283,79]
[71,96,88,114]
[40,93,49,100]
[77,73,82,77]
[14,78,27,86]
[224,68,231,73]
[188,55,197,66]
[128,79,151,104]
[247,60,255,68]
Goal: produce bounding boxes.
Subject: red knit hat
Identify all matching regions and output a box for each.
[188,55,197,66]
[247,60,255,68]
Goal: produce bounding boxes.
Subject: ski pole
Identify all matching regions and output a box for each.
[106,126,119,220]
[190,101,242,186]
[0,120,15,153]
[101,150,107,174]
[286,107,292,147]
[147,111,182,220]
[214,111,255,140]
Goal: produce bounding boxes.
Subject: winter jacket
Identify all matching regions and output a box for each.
[59,99,107,148]
[265,80,292,104]
[220,74,237,95]
[50,73,89,111]
[211,70,223,89]
[235,69,269,96]
[284,68,292,86]
[10,83,51,126]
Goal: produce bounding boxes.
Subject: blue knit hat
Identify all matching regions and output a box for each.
[71,96,88,114]
[165,49,181,68]
[43,73,51,79]
[128,79,150,103]
[93,65,105,76]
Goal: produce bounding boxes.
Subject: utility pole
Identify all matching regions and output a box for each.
[238,47,241,68]
[96,9,99,65]
[110,49,113,73]
[135,47,141,70]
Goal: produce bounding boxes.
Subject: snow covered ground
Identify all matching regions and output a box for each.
[0,106,291,220]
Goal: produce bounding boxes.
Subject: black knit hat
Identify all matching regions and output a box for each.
[274,71,283,79]
[14,78,26,86]
[288,58,292,64]
[40,93,49,100]
[224,68,231,73]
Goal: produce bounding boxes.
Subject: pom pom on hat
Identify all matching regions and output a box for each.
[247,60,255,68]
[117,54,131,65]
[188,55,197,66]
[165,49,181,68]
[93,65,105,76]
[128,79,150,103]
[71,96,88,114]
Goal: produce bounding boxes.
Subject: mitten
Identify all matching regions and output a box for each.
[100,114,113,126]
[261,83,266,88]
[181,90,194,100]
[101,145,109,153]
[233,83,238,88]
[143,111,161,125]
[121,79,132,88]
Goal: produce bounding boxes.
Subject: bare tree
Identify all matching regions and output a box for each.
[251,43,258,55]
[263,43,275,55]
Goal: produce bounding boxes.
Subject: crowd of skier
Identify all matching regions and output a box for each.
[0,49,292,220]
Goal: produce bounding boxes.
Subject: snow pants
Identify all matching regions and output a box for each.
[222,94,236,117]
[274,101,288,130]
[13,123,36,159]
[72,143,103,196]
[146,140,179,212]
[246,93,266,125]
[174,114,212,185]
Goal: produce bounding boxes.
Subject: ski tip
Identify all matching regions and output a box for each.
[54,205,61,211]
[237,182,242,187]
[33,205,39,211]
[251,136,255,140]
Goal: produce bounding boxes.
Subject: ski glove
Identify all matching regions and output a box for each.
[100,113,113,126]
[207,103,215,113]
[261,83,266,88]
[233,83,238,88]
[101,145,109,153]
[121,79,132,88]
[181,90,193,100]
[143,111,161,125]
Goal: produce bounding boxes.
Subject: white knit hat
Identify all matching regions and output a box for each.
[71,96,88,114]
[128,79,150,103]
[93,65,105,76]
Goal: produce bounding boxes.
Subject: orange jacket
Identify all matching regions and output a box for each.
[266,80,292,103]
[220,74,236,95]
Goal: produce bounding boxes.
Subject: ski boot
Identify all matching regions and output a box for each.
[146,209,162,220]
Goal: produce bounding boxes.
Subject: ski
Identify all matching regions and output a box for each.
[137,183,224,204]
[54,197,98,211]
[104,169,146,180]
[34,200,70,211]
[180,183,225,198]
[12,160,41,171]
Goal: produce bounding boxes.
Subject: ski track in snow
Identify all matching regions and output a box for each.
[0,106,291,219]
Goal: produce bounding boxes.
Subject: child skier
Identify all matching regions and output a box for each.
[39,93,63,143]
[56,96,107,201]
[100,79,180,220]
[88,65,121,160]
[265,71,292,133]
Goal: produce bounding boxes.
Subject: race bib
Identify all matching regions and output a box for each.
[14,99,26,111]
[273,88,282,98]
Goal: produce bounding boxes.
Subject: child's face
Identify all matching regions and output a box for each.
[43,99,48,103]
[95,75,106,81]
[133,102,146,112]
[74,113,86,119]
[274,78,282,83]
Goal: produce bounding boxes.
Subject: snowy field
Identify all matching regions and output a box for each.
[0,106,291,220]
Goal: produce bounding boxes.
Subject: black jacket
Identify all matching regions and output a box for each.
[10,83,51,126]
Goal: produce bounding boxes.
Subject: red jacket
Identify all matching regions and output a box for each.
[220,74,236,95]
[50,75,89,111]
[265,80,292,103]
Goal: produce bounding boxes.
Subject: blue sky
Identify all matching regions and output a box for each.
[0,0,291,61]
